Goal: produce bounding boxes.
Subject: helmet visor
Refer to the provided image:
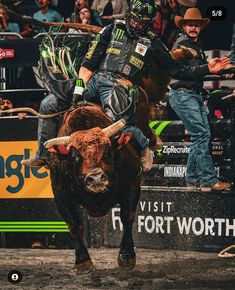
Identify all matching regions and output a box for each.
[128,11,151,32]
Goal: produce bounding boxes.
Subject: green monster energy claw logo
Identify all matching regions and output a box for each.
[115,29,125,40]
[76,79,83,86]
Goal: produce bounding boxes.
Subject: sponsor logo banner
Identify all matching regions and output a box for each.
[155,142,227,159]
[163,165,220,178]
[0,48,14,60]
[111,199,235,238]
[0,141,52,199]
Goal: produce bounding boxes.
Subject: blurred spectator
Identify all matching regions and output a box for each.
[50,0,74,19]
[153,0,197,49]
[68,0,102,27]
[231,23,235,65]
[19,23,35,37]
[0,98,13,116]
[7,1,39,37]
[14,1,38,16]
[91,0,128,25]
[33,0,63,33]
[0,97,27,118]
[78,7,98,25]
[0,4,20,34]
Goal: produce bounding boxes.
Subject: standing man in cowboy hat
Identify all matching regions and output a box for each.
[168,7,231,192]
[153,0,197,48]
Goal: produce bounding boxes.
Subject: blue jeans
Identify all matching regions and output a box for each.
[84,72,148,152]
[37,73,148,159]
[37,94,69,159]
[169,89,218,187]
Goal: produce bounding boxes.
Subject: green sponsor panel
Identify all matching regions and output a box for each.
[0,221,69,232]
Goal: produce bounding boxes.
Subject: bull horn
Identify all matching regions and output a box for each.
[102,119,126,138]
[44,136,70,149]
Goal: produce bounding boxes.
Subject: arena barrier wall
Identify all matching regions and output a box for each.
[0,115,235,251]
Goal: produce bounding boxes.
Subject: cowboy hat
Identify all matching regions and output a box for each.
[174,8,210,29]
[176,0,197,7]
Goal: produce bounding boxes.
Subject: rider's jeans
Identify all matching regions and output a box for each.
[84,72,148,152]
[37,94,68,159]
[37,73,148,159]
[169,89,218,187]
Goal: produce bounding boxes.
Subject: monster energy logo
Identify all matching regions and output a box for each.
[115,29,125,40]
[76,79,83,86]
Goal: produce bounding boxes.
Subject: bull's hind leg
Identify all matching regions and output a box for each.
[55,197,93,274]
[118,189,140,270]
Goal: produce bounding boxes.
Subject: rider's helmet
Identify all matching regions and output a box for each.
[126,0,158,37]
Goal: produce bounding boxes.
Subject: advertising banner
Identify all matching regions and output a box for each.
[104,188,235,251]
[0,141,52,199]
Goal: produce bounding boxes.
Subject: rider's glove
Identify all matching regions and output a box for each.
[71,78,86,107]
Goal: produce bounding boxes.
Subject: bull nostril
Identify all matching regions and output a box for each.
[86,176,94,186]
[100,173,106,182]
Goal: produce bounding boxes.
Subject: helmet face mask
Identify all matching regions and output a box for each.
[128,11,151,33]
[126,0,157,37]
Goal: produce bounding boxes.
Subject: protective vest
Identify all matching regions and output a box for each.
[99,20,153,82]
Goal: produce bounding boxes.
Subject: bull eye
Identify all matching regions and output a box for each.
[71,149,81,164]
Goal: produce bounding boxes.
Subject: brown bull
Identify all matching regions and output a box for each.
[45,105,141,274]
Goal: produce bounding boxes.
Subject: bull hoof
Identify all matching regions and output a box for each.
[74,259,94,275]
[118,251,136,270]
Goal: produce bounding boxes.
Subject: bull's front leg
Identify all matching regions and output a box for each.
[118,188,140,270]
[55,197,93,274]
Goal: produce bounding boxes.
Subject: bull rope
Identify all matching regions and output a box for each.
[0,107,73,118]
[0,101,96,119]
[218,245,235,258]
[222,90,235,100]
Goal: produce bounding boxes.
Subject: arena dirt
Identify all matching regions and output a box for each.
[0,248,235,289]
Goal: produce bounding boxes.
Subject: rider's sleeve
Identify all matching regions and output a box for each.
[81,24,113,72]
[152,38,210,80]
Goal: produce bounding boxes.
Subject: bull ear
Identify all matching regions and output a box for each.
[44,136,70,149]
[102,119,126,138]
[48,145,69,155]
